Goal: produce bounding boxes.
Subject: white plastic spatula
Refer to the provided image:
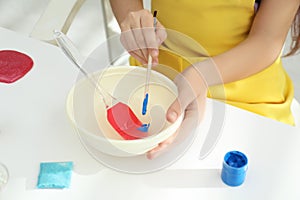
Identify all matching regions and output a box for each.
[54,30,149,140]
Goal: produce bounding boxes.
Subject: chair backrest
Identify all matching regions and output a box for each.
[291,98,300,127]
[30,0,128,66]
[30,0,86,44]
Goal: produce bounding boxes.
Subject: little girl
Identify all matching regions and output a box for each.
[110,0,300,158]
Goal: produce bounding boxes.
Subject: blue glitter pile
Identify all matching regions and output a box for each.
[37,161,73,189]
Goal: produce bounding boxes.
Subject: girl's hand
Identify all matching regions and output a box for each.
[120,9,167,65]
[147,66,208,159]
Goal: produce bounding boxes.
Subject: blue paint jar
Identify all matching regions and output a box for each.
[221,151,248,187]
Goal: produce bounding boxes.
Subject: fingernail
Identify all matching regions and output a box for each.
[156,38,161,45]
[147,151,161,160]
[152,49,159,56]
[152,59,158,66]
[146,152,155,160]
[168,111,178,122]
[147,152,155,160]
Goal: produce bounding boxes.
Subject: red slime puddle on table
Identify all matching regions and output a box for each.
[0,50,34,83]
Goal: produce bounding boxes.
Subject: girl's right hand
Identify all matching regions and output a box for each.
[120,9,167,65]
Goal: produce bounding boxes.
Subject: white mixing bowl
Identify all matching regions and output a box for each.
[66,66,183,157]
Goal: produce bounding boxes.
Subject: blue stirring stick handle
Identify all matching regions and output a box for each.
[153,11,157,31]
[142,93,149,115]
[142,54,152,115]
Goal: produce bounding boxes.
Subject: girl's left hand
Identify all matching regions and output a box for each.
[147,65,208,159]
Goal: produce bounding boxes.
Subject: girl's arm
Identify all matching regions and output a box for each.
[199,0,300,85]
[109,0,144,24]
[156,0,300,160]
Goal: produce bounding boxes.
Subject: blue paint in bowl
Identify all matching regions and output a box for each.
[138,123,150,132]
[221,151,248,186]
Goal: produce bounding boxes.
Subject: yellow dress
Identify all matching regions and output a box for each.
[130,0,295,125]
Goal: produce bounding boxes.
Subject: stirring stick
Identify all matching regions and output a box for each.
[142,10,158,115]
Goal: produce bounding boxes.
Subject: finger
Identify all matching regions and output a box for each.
[140,18,157,48]
[166,99,181,123]
[120,29,147,64]
[128,51,147,65]
[140,16,158,63]
[132,29,148,60]
[150,49,159,66]
[152,24,167,65]
[166,73,198,123]
[146,130,179,160]
[146,143,166,160]
[120,12,148,63]
[141,28,159,65]
[155,24,167,46]
[185,94,206,124]
[130,14,148,62]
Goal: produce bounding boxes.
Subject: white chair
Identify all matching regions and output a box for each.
[30,0,127,66]
[30,0,87,44]
[30,0,119,45]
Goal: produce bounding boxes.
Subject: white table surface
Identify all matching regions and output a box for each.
[0,27,300,200]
